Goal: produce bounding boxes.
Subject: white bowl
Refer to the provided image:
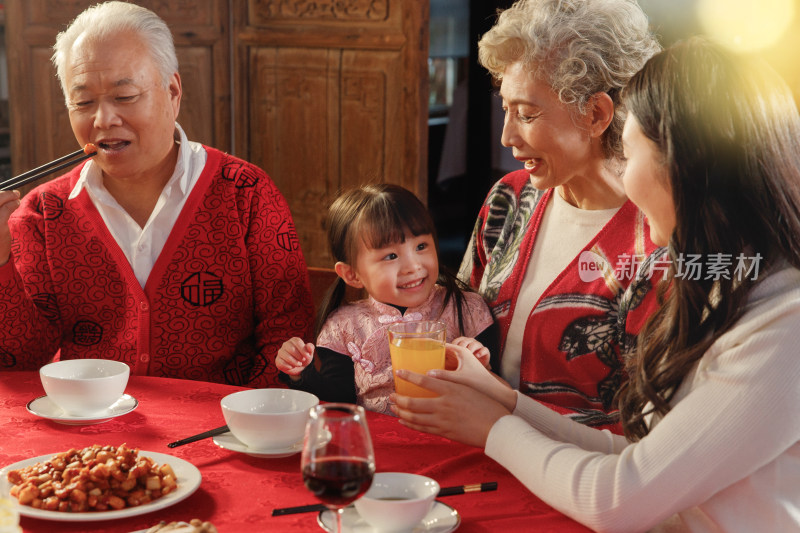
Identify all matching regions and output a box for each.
[220,389,319,450]
[353,472,439,531]
[39,359,130,417]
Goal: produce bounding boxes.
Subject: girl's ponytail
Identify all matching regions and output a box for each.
[314,277,351,339]
[436,266,475,337]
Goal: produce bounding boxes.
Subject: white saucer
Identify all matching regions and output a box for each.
[318,501,460,532]
[212,432,302,458]
[26,394,138,425]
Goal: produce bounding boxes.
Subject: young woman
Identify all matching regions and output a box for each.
[392,38,800,531]
[277,184,497,414]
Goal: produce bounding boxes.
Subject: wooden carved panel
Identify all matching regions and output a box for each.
[234,0,429,268]
[20,0,215,26]
[175,47,215,147]
[339,69,386,183]
[251,0,389,21]
[248,48,338,266]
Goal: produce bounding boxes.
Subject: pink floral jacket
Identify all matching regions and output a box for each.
[316,285,494,414]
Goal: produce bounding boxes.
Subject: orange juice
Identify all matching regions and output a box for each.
[389,337,445,397]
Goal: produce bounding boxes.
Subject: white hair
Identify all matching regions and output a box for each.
[51,1,178,95]
[479,0,662,158]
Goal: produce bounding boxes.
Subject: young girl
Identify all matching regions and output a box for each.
[392,38,800,531]
[277,184,497,414]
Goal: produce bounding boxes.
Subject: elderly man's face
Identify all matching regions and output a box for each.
[64,30,181,184]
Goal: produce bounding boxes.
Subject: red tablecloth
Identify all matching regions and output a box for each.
[0,371,591,532]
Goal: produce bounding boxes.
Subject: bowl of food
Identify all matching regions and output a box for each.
[39,359,129,417]
[220,389,319,450]
[353,472,439,531]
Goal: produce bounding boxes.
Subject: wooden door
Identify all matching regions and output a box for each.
[4,0,231,195]
[232,0,430,267]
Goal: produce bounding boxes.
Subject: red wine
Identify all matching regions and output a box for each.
[302,457,374,507]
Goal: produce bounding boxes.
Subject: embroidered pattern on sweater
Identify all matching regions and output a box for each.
[477,181,544,305]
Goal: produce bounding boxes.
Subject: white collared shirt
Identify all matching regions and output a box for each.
[68,123,207,287]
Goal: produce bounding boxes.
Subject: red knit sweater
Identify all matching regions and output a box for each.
[0,147,314,388]
[460,170,664,430]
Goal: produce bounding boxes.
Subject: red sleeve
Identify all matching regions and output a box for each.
[0,192,64,368]
[244,168,315,388]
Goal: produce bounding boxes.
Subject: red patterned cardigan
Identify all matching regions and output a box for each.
[460,170,665,430]
[0,147,314,388]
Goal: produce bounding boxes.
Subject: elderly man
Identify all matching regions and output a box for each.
[0,1,314,388]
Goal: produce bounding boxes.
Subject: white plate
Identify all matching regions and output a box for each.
[212,432,302,458]
[0,451,201,522]
[317,501,460,532]
[26,394,138,425]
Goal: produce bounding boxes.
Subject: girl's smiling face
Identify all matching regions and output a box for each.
[338,232,439,309]
[621,114,676,246]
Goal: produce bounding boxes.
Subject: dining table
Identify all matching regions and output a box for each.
[0,370,593,533]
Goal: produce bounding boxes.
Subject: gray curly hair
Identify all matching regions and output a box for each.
[52,1,178,98]
[479,0,661,158]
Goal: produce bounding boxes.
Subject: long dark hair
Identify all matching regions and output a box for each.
[315,183,474,337]
[618,38,800,440]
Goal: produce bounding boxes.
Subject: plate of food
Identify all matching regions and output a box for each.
[0,444,201,522]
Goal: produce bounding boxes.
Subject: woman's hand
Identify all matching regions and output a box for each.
[389,344,517,448]
[390,370,512,448]
[451,336,491,368]
[0,190,21,266]
[275,337,314,379]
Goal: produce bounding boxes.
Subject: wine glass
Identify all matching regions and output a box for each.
[301,403,375,533]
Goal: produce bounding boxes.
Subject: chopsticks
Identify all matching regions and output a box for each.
[271,481,498,516]
[0,144,98,192]
[167,425,230,448]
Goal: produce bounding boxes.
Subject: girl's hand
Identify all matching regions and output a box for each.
[390,366,512,448]
[431,343,516,408]
[276,337,315,379]
[451,336,491,368]
[0,190,21,266]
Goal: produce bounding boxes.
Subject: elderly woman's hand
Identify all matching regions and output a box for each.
[389,343,518,448]
[0,190,21,266]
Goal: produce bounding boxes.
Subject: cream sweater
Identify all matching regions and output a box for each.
[486,266,800,532]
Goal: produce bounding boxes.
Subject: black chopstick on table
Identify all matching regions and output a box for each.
[0,145,98,192]
[271,481,498,516]
[167,425,230,448]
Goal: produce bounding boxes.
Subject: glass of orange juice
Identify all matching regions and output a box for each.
[387,321,446,397]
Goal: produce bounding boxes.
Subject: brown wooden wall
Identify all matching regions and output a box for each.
[4,0,429,268]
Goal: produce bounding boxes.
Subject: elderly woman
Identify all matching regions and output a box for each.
[458,0,662,429]
[0,1,313,388]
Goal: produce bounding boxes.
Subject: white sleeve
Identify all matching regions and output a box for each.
[485,299,800,532]
[509,392,628,453]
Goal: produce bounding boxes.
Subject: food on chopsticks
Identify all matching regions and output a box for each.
[5,444,178,513]
[0,143,99,192]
